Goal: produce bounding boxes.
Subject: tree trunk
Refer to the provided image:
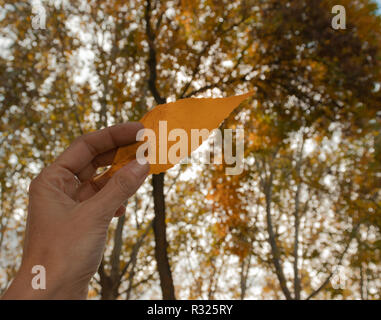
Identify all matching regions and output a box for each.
[145,0,175,299]
[240,255,251,300]
[99,261,119,300]
[100,282,119,300]
[264,171,293,300]
[152,173,176,299]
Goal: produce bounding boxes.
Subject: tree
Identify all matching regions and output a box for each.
[1,0,380,299]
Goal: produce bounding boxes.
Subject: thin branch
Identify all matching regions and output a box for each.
[110,214,126,281]
[293,136,305,299]
[306,223,360,300]
[184,73,251,98]
[119,220,154,280]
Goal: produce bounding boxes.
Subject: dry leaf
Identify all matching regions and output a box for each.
[95,91,253,180]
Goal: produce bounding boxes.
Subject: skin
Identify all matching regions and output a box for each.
[1,122,150,299]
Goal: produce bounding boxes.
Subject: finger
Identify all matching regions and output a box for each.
[83,159,149,221]
[76,148,117,182]
[74,172,111,202]
[75,175,126,218]
[55,122,143,176]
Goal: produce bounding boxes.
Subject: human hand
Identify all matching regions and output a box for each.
[1,122,149,300]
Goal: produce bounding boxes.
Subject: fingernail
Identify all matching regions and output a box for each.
[128,159,150,178]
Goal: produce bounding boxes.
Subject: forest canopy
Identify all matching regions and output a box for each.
[0,0,380,299]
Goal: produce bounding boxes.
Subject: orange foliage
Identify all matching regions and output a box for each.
[96,92,253,178]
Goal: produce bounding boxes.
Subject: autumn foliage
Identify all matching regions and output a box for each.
[1,0,381,299]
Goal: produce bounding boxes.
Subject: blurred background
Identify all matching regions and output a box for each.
[0,0,380,299]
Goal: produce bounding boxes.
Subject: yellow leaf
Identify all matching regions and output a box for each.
[95,91,253,180]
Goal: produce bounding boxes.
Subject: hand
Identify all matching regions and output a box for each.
[1,122,149,300]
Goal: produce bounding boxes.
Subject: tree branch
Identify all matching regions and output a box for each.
[293,136,305,299]
[263,151,293,300]
[306,223,360,300]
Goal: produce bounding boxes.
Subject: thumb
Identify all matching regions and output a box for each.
[86,159,150,220]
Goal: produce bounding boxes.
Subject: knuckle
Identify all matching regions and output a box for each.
[39,166,55,181]
[29,167,49,192]
[28,166,59,194]
[72,135,84,146]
